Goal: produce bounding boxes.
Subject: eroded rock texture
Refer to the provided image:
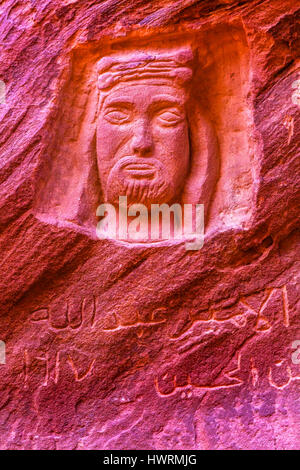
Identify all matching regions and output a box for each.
[0,0,299,450]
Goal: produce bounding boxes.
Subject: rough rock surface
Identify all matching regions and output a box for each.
[0,0,299,450]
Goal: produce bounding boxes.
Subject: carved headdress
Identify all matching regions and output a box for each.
[96,48,194,94]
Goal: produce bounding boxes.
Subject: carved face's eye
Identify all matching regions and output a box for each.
[104,108,131,124]
[155,108,184,127]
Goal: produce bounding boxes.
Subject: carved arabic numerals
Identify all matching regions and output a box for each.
[66,352,96,382]
[23,349,96,388]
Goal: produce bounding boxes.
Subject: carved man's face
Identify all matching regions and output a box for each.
[96,82,190,207]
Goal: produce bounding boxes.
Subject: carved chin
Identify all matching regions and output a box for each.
[105,159,179,206]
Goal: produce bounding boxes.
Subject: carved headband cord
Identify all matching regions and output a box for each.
[96,48,194,91]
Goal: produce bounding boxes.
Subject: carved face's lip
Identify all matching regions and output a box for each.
[122,161,156,178]
[124,163,154,169]
[124,168,156,178]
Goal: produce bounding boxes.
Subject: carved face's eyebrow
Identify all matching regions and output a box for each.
[103,98,133,109]
[152,96,182,104]
[149,95,185,111]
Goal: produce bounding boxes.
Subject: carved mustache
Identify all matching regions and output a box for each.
[111,156,165,181]
[116,156,158,170]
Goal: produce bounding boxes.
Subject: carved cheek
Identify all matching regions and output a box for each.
[153,123,188,160]
[98,120,130,158]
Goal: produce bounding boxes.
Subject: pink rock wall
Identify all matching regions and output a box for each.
[0,0,299,450]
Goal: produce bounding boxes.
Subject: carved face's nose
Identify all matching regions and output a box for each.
[131,119,153,156]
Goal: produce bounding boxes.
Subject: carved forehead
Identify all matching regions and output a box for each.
[102,82,187,108]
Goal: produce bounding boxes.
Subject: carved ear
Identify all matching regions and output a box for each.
[181,103,220,224]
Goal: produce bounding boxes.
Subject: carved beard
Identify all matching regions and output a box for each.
[105,156,179,207]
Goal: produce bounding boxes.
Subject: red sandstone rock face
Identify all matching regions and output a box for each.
[0,0,299,450]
